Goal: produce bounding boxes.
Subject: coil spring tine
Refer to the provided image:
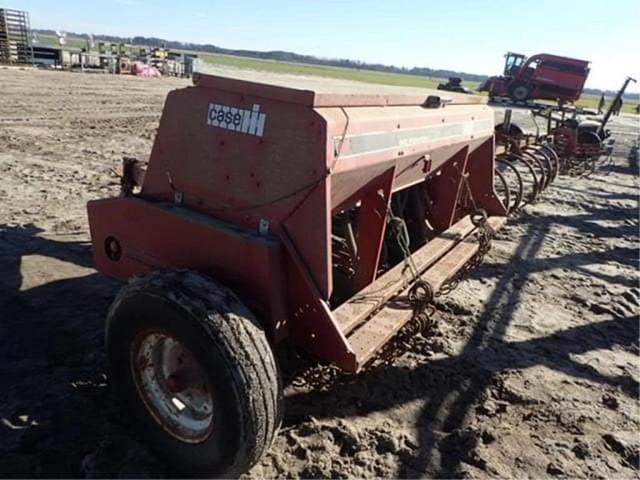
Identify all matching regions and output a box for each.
[539,143,560,183]
[541,146,556,185]
[522,147,546,190]
[529,145,555,188]
[494,168,511,216]
[521,148,549,191]
[520,150,546,195]
[546,143,560,181]
[520,150,545,192]
[547,143,568,174]
[505,153,539,205]
[496,156,524,211]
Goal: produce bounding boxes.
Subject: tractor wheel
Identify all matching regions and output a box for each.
[577,130,601,146]
[509,83,531,102]
[105,270,282,477]
[495,122,524,137]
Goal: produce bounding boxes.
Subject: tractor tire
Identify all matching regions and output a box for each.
[509,83,531,102]
[495,122,524,136]
[577,130,601,145]
[105,270,282,478]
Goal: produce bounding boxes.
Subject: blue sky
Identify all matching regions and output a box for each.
[10,0,640,92]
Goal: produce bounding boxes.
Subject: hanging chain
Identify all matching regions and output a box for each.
[292,177,496,389]
[438,210,493,296]
[387,209,420,285]
[438,171,495,297]
[387,208,437,325]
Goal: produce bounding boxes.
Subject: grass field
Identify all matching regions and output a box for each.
[36,33,88,50]
[196,51,457,90]
[35,33,463,90]
[35,34,639,114]
[576,93,639,115]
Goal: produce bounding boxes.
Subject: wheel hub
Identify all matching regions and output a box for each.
[513,86,528,100]
[130,331,214,443]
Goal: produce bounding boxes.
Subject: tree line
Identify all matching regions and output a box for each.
[33,29,638,99]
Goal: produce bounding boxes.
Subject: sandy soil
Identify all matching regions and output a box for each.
[1,68,638,478]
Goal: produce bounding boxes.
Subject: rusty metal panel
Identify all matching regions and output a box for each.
[279,230,357,371]
[88,73,508,370]
[346,215,507,371]
[193,72,487,107]
[334,214,477,335]
[140,78,333,298]
[319,104,495,210]
[87,197,289,340]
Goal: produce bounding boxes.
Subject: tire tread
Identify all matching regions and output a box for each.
[107,269,281,477]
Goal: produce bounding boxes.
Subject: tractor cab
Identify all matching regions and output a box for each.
[504,52,526,76]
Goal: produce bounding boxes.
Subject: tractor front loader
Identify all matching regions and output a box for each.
[87,73,508,476]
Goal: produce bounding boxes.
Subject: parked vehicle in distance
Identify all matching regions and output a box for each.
[437,76,472,94]
[479,52,590,103]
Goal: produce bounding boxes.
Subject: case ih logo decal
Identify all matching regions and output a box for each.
[207,103,267,137]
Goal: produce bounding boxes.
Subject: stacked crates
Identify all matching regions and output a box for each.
[0,8,31,64]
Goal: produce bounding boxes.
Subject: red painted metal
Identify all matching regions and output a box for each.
[87,197,289,339]
[87,73,506,371]
[479,52,590,103]
[552,126,603,159]
[424,146,470,231]
[279,228,357,371]
[352,167,395,292]
[466,137,507,216]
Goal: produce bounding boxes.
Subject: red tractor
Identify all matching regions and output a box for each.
[479,52,590,103]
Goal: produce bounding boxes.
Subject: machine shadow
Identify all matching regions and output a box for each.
[285,213,639,478]
[468,202,638,289]
[592,174,639,191]
[0,223,94,304]
[0,193,637,477]
[600,162,638,177]
[0,223,125,477]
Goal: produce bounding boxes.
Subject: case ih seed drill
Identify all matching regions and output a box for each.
[88,73,520,476]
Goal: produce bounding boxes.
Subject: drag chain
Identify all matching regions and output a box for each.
[290,208,496,391]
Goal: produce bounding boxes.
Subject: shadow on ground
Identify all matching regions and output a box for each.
[0,175,638,477]
[0,224,153,477]
[285,200,639,477]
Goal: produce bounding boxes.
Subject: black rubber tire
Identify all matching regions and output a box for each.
[105,270,282,478]
[509,83,531,102]
[495,122,524,136]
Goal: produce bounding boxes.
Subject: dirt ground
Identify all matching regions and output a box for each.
[1,68,638,479]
